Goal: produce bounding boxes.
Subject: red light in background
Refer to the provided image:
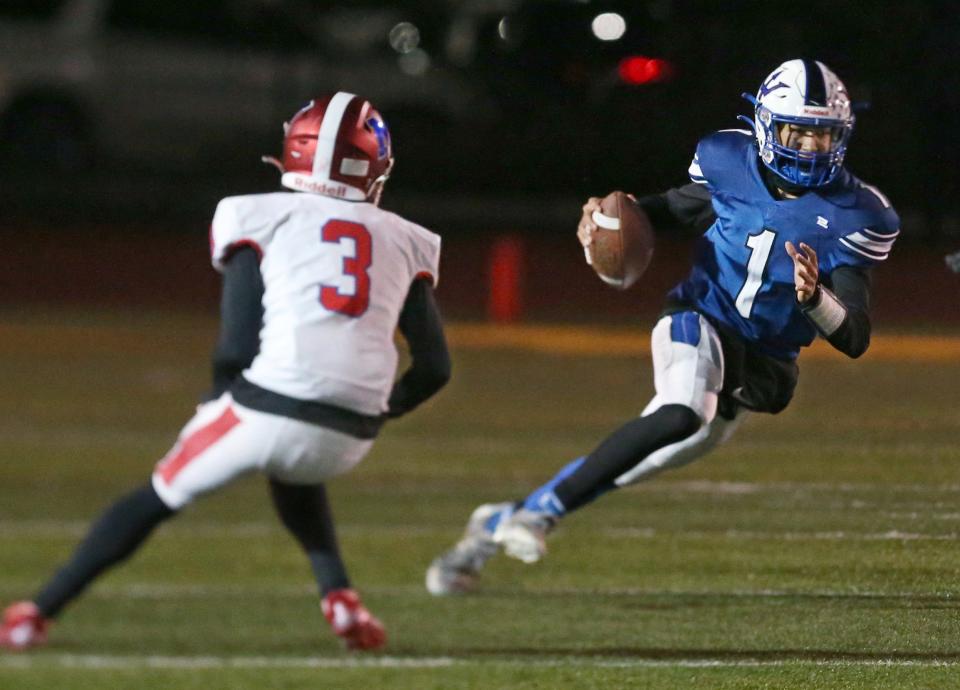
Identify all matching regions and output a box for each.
[618,56,674,85]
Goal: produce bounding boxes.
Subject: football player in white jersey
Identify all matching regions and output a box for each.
[1,93,450,652]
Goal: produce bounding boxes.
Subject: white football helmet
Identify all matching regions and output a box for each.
[743,59,854,188]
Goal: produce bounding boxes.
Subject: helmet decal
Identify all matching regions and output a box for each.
[366,116,390,160]
[800,58,827,106]
[312,92,357,180]
[758,69,788,98]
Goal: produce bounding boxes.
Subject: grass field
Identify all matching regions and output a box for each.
[1,308,959,689]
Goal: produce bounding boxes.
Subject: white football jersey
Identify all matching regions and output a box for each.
[210,192,441,415]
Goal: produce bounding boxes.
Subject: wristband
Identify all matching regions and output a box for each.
[801,285,846,335]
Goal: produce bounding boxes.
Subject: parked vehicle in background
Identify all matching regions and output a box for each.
[0,0,491,185]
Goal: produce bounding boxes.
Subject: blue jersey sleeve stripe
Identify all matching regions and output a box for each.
[843,231,897,255]
[859,227,900,240]
[838,237,889,261]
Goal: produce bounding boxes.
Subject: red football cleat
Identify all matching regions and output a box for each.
[0,602,49,651]
[321,589,386,651]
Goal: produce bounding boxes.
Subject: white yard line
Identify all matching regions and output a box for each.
[530,585,960,600]
[0,653,958,671]
[0,654,455,670]
[0,581,953,602]
[659,479,960,494]
[0,519,956,543]
[604,527,960,541]
[0,521,441,539]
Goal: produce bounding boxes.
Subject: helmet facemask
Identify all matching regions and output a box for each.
[755,105,853,187]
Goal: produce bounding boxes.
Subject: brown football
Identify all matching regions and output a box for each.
[585,190,655,290]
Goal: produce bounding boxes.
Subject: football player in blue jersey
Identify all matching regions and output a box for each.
[427,58,901,594]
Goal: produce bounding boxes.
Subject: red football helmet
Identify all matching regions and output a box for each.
[263,93,394,202]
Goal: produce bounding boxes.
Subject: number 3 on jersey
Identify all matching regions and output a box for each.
[735,229,777,318]
[320,220,372,317]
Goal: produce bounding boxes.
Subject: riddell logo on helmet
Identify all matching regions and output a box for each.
[803,106,831,116]
[290,177,349,197]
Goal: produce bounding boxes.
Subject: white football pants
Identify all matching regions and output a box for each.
[151,393,374,510]
[614,312,745,486]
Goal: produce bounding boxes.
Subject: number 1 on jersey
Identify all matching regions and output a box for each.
[320,220,372,318]
[735,229,777,318]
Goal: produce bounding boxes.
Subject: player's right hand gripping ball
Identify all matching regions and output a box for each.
[584,191,655,290]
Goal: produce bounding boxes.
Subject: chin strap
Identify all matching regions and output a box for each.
[261,155,284,173]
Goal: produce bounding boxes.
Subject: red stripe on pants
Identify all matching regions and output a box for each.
[157,406,241,484]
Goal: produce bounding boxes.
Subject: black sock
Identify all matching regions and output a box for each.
[33,483,175,618]
[554,404,701,512]
[268,479,350,595]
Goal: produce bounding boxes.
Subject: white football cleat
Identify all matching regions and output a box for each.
[493,508,558,564]
[425,502,512,596]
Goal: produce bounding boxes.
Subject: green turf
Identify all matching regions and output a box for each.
[1,308,959,689]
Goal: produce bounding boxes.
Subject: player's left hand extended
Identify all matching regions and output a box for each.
[785,241,818,303]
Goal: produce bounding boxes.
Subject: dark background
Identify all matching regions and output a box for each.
[1,0,958,320]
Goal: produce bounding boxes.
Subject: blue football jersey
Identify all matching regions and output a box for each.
[667,130,900,360]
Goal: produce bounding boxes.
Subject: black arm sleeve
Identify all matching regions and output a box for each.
[802,265,873,359]
[206,246,264,401]
[387,278,451,418]
[634,182,716,234]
